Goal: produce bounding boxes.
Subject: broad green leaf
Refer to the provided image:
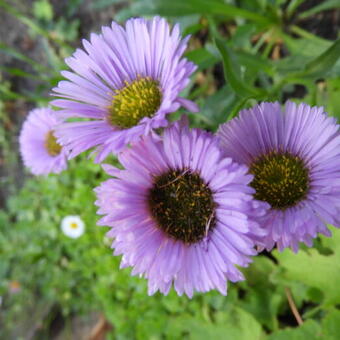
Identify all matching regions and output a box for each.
[322,309,340,340]
[266,320,322,340]
[169,307,263,340]
[214,307,263,340]
[274,227,340,305]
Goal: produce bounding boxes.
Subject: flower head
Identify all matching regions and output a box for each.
[218,102,340,252]
[19,107,67,175]
[9,280,21,294]
[61,215,85,239]
[52,16,198,162]
[95,119,267,297]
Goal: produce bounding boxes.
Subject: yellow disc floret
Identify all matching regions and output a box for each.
[109,76,162,129]
[249,151,309,210]
[45,130,62,156]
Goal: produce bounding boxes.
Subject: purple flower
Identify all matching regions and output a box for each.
[218,101,340,252]
[19,107,67,175]
[95,118,267,297]
[51,17,198,162]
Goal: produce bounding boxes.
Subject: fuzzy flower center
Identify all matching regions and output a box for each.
[109,77,162,129]
[249,151,309,210]
[70,222,78,229]
[45,131,62,156]
[148,169,216,244]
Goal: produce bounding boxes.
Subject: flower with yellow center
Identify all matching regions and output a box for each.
[218,101,340,252]
[61,216,85,239]
[51,17,198,163]
[19,107,68,175]
[45,131,62,156]
[109,77,162,129]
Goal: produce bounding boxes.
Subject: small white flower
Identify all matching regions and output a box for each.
[61,215,85,239]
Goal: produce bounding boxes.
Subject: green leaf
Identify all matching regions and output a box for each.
[186,47,218,71]
[33,0,53,21]
[286,0,306,18]
[133,0,271,25]
[298,0,340,19]
[198,85,236,128]
[214,307,263,340]
[274,227,340,305]
[0,66,47,81]
[169,307,263,340]
[326,78,340,118]
[237,50,275,77]
[303,39,340,77]
[289,26,332,47]
[322,309,340,340]
[266,320,322,340]
[0,43,51,73]
[215,38,265,98]
[241,256,282,331]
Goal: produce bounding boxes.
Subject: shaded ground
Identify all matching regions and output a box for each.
[0,0,125,208]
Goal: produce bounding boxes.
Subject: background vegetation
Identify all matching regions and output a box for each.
[1,0,340,338]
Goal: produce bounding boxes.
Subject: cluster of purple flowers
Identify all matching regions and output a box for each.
[19,17,340,297]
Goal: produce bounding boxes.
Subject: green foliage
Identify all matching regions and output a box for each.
[274,227,340,306]
[215,38,265,98]
[266,320,321,340]
[1,0,340,338]
[3,171,340,339]
[33,0,53,21]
